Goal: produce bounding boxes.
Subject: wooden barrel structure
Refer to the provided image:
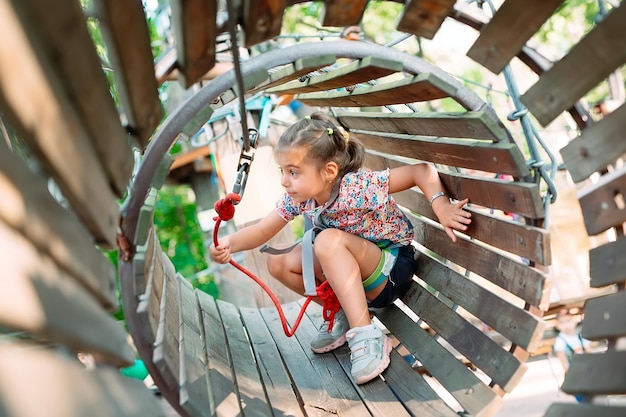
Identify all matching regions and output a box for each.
[1,1,625,417]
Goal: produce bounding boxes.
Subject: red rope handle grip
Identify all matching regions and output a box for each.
[212,195,338,337]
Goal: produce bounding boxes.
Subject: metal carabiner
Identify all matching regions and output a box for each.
[231,128,259,202]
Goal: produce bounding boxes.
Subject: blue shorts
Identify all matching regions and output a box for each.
[367,245,416,308]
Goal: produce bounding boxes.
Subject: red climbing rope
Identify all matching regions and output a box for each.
[212,193,340,337]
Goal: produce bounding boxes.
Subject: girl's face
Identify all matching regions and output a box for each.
[276,146,334,205]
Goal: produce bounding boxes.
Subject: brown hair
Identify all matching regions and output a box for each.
[275,112,365,179]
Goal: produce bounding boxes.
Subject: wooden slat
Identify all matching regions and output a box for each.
[240,307,305,417]
[416,253,545,351]
[365,152,545,219]
[401,281,526,392]
[581,291,626,340]
[296,72,457,107]
[0,343,165,417]
[320,0,368,27]
[250,55,337,93]
[170,0,217,87]
[391,188,551,265]
[377,305,502,417]
[242,0,287,47]
[466,0,564,74]
[544,403,626,417]
[5,0,132,197]
[0,146,117,310]
[376,350,460,417]
[266,56,403,95]
[153,261,180,395]
[560,104,626,183]
[0,1,122,247]
[0,221,134,366]
[93,0,163,149]
[520,3,626,126]
[407,212,550,308]
[337,110,510,142]
[196,292,240,416]
[578,165,626,235]
[562,350,626,395]
[218,301,273,415]
[261,304,366,416]
[134,188,158,247]
[133,227,156,297]
[354,131,528,177]
[135,240,164,346]
[397,0,456,40]
[589,237,626,288]
[179,280,212,417]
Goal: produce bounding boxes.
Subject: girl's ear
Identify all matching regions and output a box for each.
[323,161,339,182]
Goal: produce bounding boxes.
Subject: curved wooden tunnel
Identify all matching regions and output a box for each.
[1,1,625,417]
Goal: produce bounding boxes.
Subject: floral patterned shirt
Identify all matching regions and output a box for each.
[275,169,414,247]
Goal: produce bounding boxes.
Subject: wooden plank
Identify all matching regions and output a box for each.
[337,110,510,142]
[466,0,564,74]
[578,165,626,235]
[320,0,368,27]
[0,1,121,247]
[240,307,305,417]
[0,146,117,310]
[562,350,626,395]
[296,72,457,107]
[365,151,545,219]
[135,240,164,346]
[377,305,502,417]
[261,303,367,416]
[589,237,626,288]
[242,0,287,47]
[416,253,545,352]
[134,188,157,247]
[406,212,550,309]
[391,188,551,266]
[401,281,527,392]
[377,350,460,417]
[397,0,457,40]
[331,347,413,417]
[544,403,626,417]
[134,227,156,297]
[354,131,528,177]
[5,0,132,197]
[581,291,626,340]
[93,0,163,149]
[0,342,165,417]
[0,221,134,367]
[217,301,273,415]
[250,55,337,93]
[179,280,213,417]
[153,261,180,395]
[560,104,626,183]
[170,0,217,87]
[266,56,403,95]
[520,3,626,126]
[196,292,240,416]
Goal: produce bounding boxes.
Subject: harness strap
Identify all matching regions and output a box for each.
[260,183,341,296]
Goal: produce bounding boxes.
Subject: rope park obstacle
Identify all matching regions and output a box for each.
[2,1,626,417]
[120,39,555,416]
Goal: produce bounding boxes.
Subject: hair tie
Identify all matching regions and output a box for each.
[304,115,311,120]
[327,128,334,135]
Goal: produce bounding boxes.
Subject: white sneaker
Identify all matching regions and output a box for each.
[346,323,392,384]
[310,309,349,353]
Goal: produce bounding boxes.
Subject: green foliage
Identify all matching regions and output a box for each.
[153,185,208,278]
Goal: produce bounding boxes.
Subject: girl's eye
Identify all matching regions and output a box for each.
[290,170,297,177]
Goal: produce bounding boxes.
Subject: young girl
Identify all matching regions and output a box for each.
[210,112,471,384]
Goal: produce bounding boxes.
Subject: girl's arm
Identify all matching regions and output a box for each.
[388,163,471,242]
[210,210,288,263]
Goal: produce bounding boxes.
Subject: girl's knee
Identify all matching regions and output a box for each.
[313,228,344,254]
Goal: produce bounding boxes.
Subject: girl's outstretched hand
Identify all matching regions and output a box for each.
[209,236,233,264]
[432,197,471,243]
